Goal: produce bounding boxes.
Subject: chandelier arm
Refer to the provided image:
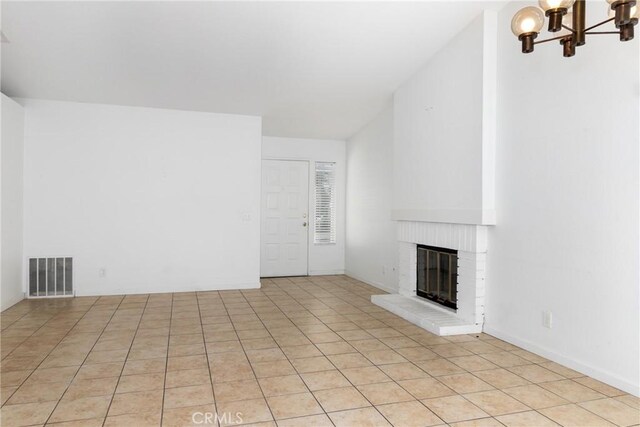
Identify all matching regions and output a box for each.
[562,24,576,33]
[533,34,571,45]
[585,31,622,35]
[584,17,615,32]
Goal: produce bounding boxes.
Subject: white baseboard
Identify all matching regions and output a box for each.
[484,325,640,397]
[309,270,345,276]
[1,292,26,312]
[345,271,397,294]
[75,281,262,297]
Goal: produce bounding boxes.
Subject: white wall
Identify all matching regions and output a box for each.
[1,94,25,310]
[262,136,345,275]
[485,2,640,395]
[393,11,496,225]
[345,105,398,292]
[22,99,262,296]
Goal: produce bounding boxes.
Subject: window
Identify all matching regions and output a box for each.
[314,162,336,244]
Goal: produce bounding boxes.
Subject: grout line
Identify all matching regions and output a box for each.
[39,295,125,425]
[195,289,219,421]
[158,292,174,426]
[0,305,77,403]
[2,298,88,361]
[1,306,53,359]
[101,294,151,426]
[225,288,280,426]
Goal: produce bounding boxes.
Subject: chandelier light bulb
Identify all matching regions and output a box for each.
[608,0,637,26]
[609,5,638,20]
[539,0,576,31]
[512,6,545,53]
[615,5,638,40]
[511,6,546,36]
[539,0,576,12]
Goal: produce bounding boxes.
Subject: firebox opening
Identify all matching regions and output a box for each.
[416,245,458,310]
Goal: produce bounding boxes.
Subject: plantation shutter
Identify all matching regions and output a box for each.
[314,162,336,244]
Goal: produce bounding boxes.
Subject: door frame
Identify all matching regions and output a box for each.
[260,158,311,277]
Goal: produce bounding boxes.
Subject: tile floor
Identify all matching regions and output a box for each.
[0,275,638,427]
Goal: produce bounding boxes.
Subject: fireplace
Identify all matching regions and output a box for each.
[372,222,486,335]
[417,245,458,310]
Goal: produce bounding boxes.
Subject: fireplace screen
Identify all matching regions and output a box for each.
[416,245,458,309]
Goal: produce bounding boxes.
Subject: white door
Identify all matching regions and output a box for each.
[261,160,309,277]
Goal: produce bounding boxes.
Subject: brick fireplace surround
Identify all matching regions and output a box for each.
[372,221,488,336]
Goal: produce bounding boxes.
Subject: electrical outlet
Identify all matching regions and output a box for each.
[99,268,107,278]
[543,311,553,328]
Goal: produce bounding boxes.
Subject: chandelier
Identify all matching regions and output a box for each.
[511,0,638,56]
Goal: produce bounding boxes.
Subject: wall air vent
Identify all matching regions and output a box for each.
[28,257,73,297]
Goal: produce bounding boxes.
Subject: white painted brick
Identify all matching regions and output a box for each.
[395,221,488,335]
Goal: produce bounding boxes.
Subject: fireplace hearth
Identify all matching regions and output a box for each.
[417,245,458,310]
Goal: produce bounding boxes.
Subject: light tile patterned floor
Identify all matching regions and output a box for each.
[1,275,638,427]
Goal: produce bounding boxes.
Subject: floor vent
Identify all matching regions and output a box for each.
[28,257,73,297]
